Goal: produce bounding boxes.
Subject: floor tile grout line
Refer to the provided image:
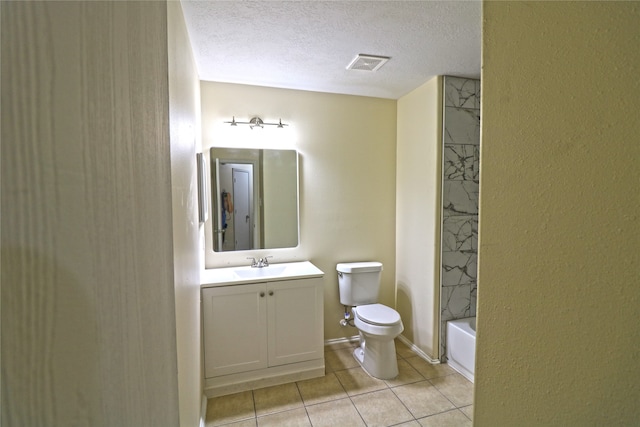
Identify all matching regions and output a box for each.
[386,384,420,423]
[459,405,473,422]
[345,393,371,427]
[251,389,257,421]
[211,382,468,426]
[209,340,472,426]
[425,376,461,410]
[417,407,473,425]
[346,386,421,427]
[294,380,315,427]
[426,375,475,414]
[337,363,423,427]
[242,373,472,427]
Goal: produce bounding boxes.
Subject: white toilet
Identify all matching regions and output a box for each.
[337,262,404,379]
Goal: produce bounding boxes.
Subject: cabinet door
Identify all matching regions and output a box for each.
[202,284,268,378]
[267,278,324,367]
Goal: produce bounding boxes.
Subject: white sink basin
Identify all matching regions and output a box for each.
[201,261,325,287]
[234,265,287,279]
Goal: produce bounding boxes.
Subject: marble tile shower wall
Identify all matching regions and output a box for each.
[440,76,480,360]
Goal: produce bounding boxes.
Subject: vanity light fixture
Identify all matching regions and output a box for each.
[224,116,288,130]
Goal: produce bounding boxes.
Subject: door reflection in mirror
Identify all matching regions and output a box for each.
[217,163,253,251]
[210,148,299,252]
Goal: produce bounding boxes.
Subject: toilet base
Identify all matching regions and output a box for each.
[353,334,399,380]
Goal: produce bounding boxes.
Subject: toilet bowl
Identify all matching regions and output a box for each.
[337,262,404,380]
[352,304,404,379]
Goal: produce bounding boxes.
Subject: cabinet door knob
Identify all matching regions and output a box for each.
[268,291,274,296]
[260,292,265,297]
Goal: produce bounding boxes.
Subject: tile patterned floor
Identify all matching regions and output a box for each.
[205,339,474,427]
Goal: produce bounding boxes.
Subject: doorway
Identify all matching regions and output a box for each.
[215,162,254,251]
[232,168,251,250]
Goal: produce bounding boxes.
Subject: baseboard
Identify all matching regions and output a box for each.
[397,335,441,364]
[204,359,324,398]
[324,335,360,347]
[325,335,440,365]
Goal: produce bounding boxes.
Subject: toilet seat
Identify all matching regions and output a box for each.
[355,304,401,326]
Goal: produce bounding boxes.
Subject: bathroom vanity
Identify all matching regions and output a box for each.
[201,261,324,397]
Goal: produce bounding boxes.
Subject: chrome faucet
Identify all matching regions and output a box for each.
[247,256,273,268]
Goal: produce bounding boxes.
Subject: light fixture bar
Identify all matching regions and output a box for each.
[224,116,288,129]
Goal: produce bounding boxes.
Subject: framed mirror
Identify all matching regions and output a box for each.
[210,147,299,252]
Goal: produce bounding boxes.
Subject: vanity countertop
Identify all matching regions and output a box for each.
[201,261,324,288]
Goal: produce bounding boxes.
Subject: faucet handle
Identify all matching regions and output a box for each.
[247,257,258,267]
[262,256,273,267]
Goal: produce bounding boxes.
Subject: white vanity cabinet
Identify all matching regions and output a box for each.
[201,262,325,397]
[202,283,268,377]
[266,278,323,367]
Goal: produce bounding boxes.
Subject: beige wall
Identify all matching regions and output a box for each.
[201,82,397,340]
[476,2,640,425]
[396,77,443,359]
[167,2,203,426]
[1,2,180,425]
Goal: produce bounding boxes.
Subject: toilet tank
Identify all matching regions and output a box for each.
[336,262,383,306]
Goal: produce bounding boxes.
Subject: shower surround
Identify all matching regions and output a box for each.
[440,76,480,360]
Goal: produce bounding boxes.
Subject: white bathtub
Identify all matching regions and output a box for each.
[446,317,476,382]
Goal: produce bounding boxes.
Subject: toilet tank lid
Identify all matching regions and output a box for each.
[336,262,383,273]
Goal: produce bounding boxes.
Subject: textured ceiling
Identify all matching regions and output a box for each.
[180,1,481,99]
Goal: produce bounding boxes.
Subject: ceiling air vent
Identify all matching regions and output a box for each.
[346,54,390,72]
